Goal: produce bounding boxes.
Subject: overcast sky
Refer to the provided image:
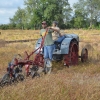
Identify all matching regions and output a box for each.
[0,0,78,24]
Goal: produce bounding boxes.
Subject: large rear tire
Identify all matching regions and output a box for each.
[63,41,78,66]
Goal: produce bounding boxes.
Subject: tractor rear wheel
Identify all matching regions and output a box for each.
[63,41,78,66]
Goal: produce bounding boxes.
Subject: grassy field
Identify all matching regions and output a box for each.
[0,29,100,100]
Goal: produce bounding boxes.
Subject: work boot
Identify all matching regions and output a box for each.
[47,67,52,74]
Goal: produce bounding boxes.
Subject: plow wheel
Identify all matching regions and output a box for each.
[63,41,78,66]
[28,54,44,78]
[30,66,40,78]
[0,73,10,87]
[16,73,24,82]
[81,48,88,62]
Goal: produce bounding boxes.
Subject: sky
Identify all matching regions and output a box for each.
[0,0,78,24]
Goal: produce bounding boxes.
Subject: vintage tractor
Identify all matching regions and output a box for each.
[0,31,88,87]
[35,33,88,66]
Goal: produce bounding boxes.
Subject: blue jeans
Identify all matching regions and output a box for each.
[54,35,66,50]
[55,35,66,43]
[44,44,54,60]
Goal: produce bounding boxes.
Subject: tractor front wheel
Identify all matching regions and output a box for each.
[81,48,88,62]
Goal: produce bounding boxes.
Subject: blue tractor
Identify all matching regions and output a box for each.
[35,33,88,66]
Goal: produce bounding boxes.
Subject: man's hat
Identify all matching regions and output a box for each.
[52,21,58,25]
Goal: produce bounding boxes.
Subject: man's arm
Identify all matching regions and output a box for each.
[49,27,61,36]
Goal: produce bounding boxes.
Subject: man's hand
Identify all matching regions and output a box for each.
[47,27,52,29]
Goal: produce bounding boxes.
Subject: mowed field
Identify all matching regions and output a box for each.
[0,29,100,100]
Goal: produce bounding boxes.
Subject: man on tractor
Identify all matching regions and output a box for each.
[51,21,61,41]
[51,21,66,50]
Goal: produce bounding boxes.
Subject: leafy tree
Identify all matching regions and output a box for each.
[9,0,72,29]
[73,0,100,28]
[10,7,26,29]
[74,11,88,28]
[24,0,72,29]
[0,24,9,30]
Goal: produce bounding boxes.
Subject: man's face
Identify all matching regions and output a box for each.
[52,23,56,27]
[42,23,47,29]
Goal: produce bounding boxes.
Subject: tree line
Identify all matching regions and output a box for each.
[0,0,100,30]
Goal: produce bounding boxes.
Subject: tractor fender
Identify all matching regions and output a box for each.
[61,38,76,54]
